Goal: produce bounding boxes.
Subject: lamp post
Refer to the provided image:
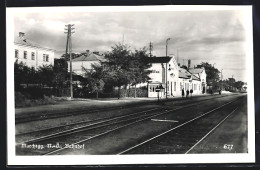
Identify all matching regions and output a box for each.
[221,69,223,90]
[232,75,234,91]
[166,38,171,99]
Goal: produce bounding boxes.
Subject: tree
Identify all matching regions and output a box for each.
[37,65,54,87]
[102,43,132,99]
[128,48,151,97]
[53,58,68,89]
[197,62,220,91]
[197,62,220,82]
[234,81,244,91]
[82,64,105,99]
[14,60,37,88]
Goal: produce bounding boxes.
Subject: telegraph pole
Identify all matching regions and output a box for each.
[221,69,223,90]
[65,24,75,99]
[149,41,153,57]
[232,75,234,92]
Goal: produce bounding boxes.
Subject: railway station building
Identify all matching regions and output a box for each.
[14,32,55,69]
[146,56,207,98]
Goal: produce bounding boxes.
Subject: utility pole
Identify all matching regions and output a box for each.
[232,75,234,92]
[166,38,171,99]
[221,69,223,90]
[149,41,153,57]
[65,24,75,99]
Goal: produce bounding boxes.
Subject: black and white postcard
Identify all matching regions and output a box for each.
[6,5,255,165]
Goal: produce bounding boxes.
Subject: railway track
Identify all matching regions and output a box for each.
[16,94,235,143]
[119,99,242,154]
[16,94,244,155]
[15,94,236,124]
[16,94,234,136]
[16,107,160,143]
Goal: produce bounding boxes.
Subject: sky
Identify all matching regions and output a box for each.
[12,7,251,82]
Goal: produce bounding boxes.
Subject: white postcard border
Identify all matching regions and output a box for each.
[6,5,255,165]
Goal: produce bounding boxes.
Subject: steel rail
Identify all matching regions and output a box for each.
[16,107,159,144]
[16,94,236,124]
[17,94,237,145]
[117,99,239,155]
[43,97,241,155]
[185,107,238,154]
[17,94,234,136]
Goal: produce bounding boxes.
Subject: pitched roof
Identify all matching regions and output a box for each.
[179,68,200,81]
[179,68,191,79]
[146,57,172,63]
[192,74,200,81]
[72,52,105,61]
[188,68,204,74]
[14,36,55,51]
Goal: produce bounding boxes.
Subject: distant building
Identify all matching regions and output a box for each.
[146,56,207,98]
[14,32,55,69]
[67,50,106,76]
[188,67,207,94]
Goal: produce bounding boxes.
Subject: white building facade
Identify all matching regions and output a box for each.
[67,51,105,76]
[14,32,55,69]
[146,56,207,98]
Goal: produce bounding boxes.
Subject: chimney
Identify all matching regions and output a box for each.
[93,51,100,55]
[188,59,191,69]
[19,32,25,37]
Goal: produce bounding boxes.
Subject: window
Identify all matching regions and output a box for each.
[24,51,27,59]
[43,54,49,62]
[180,82,182,91]
[171,82,172,93]
[152,70,159,73]
[15,49,19,58]
[174,82,176,91]
[31,52,35,60]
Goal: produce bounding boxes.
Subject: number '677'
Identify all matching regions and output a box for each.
[223,144,233,150]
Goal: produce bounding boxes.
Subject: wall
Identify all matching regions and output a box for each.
[67,60,101,75]
[166,57,180,97]
[14,44,55,69]
[147,63,164,83]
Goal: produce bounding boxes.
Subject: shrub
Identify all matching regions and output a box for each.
[15,92,56,107]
